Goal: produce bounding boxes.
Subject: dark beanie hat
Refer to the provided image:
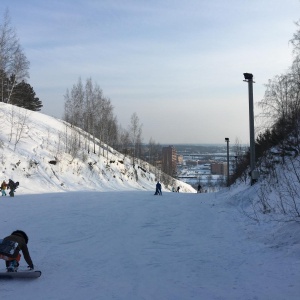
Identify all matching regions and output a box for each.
[11,230,29,244]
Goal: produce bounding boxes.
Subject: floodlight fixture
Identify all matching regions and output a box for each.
[243,73,253,80]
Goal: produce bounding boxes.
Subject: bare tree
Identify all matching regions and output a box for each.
[148,138,156,166]
[64,77,85,128]
[0,10,30,103]
[258,74,292,130]
[84,78,96,153]
[6,104,30,150]
[129,112,142,168]
[64,77,119,157]
[13,107,30,151]
[290,20,300,56]
[250,23,300,220]
[117,126,130,158]
[8,103,16,142]
[147,138,161,166]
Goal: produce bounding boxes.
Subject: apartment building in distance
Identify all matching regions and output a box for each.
[211,162,228,176]
[162,146,177,177]
[177,155,183,165]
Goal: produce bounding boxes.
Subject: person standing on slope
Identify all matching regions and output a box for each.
[7,179,19,197]
[157,181,162,195]
[197,184,202,193]
[154,181,162,195]
[1,180,7,196]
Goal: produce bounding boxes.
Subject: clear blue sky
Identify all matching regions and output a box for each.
[1,0,300,144]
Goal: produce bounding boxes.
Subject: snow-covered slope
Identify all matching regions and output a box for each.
[0,103,195,194]
[0,190,299,299]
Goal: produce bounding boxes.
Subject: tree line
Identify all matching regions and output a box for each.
[0,10,42,111]
[230,21,300,221]
[231,21,300,183]
[0,9,162,174]
[63,77,162,170]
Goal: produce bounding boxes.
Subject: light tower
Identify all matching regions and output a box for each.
[243,73,258,185]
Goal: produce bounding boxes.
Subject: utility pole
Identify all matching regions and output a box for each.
[243,73,258,185]
[225,138,230,186]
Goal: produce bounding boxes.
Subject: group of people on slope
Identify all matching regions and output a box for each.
[155,182,183,195]
[1,179,19,197]
[155,182,205,195]
[171,186,181,192]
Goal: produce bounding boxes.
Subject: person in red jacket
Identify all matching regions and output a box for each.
[0,230,34,272]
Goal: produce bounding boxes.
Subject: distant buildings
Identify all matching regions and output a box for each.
[177,155,183,164]
[162,146,177,176]
[211,162,228,176]
[160,146,229,179]
[185,160,198,166]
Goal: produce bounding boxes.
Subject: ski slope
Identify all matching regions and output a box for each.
[0,189,299,300]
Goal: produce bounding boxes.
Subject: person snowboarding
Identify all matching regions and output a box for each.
[1,180,7,196]
[0,230,34,272]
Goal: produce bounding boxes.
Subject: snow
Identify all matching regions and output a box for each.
[0,190,299,299]
[0,103,299,299]
[0,102,194,194]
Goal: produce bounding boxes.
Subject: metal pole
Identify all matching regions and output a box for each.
[225,138,230,186]
[243,73,257,185]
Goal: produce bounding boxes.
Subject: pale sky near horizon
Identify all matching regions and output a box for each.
[1,0,300,144]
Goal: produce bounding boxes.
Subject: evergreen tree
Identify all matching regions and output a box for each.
[11,80,43,111]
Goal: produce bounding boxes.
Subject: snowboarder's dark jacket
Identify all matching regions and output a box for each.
[8,180,18,191]
[3,233,33,268]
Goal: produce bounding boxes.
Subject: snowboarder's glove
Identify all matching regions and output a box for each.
[28,265,34,270]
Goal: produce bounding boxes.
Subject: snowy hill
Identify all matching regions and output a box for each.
[0,103,195,194]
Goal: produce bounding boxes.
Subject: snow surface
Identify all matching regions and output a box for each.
[0,189,299,299]
[0,103,299,299]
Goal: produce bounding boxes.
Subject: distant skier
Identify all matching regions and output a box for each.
[197,184,202,193]
[177,186,180,192]
[154,181,162,195]
[154,183,159,195]
[7,179,19,197]
[1,180,7,196]
[0,230,34,272]
[157,181,162,195]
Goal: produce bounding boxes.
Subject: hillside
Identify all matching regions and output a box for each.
[0,103,195,194]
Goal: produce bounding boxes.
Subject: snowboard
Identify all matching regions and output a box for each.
[0,270,42,279]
